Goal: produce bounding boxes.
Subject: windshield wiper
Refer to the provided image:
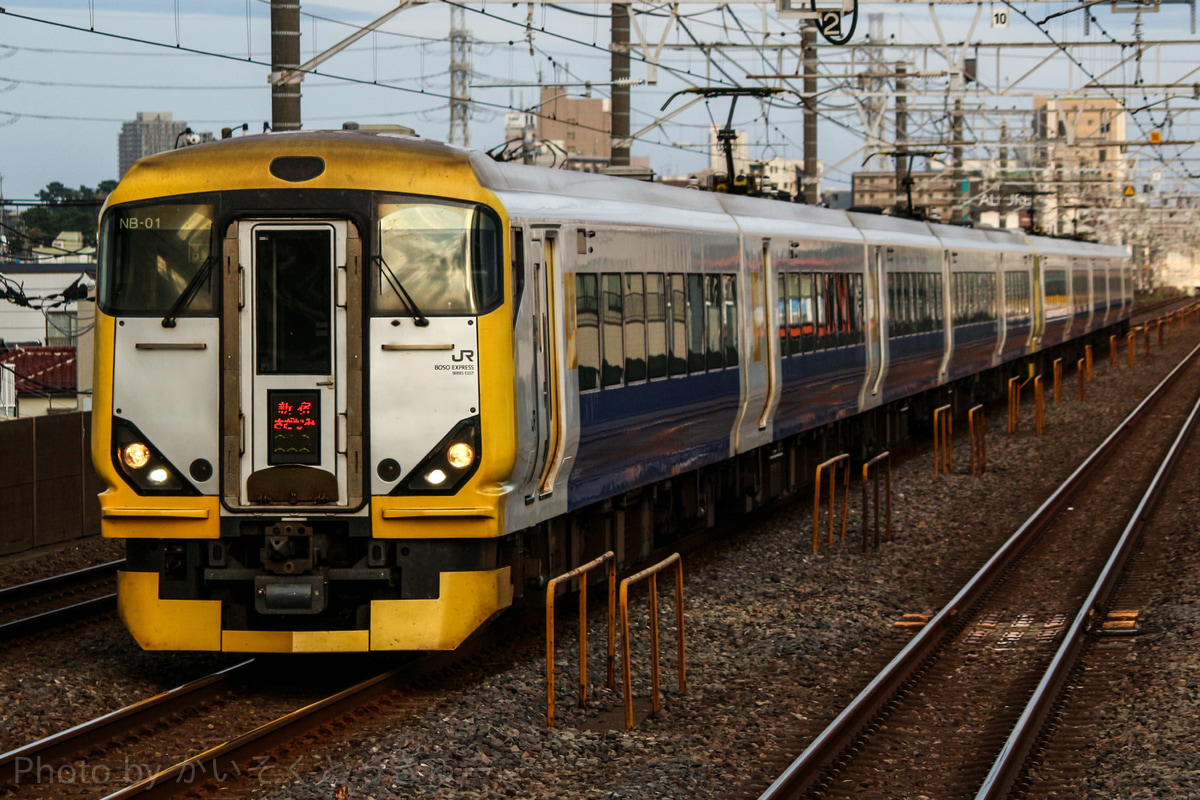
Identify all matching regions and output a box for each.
[161,255,217,328]
[374,255,430,327]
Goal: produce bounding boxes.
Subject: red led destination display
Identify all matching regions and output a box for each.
[267,390,321,465]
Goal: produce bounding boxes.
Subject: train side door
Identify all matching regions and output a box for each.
[527,233,567,500]
[734,239,774,451]
[992,253,1008,363]
[860,246,887,408]
[1030,252,1044,351]
[226,220,361,508]
[937,250,953,383]
[755,239,780,432]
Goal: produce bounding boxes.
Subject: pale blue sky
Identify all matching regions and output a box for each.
[1,1,1196,202]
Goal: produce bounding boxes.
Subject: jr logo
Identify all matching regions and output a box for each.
[452,349,475,363]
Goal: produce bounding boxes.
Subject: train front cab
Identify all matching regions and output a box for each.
[93,135,517,653]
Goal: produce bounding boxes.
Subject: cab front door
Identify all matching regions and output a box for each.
[223,220,362,509]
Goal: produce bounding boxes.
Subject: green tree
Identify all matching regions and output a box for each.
[18,180,118,250]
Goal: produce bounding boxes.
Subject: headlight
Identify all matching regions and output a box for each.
[446,443,474,469]
[394,417,481,495]
[111,418,197,495]
[122,442,152,469]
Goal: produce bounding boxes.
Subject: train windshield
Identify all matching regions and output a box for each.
[99,203,215,315]
[374,198,502,316]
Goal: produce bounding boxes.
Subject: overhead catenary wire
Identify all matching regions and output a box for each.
[0,7,716,159]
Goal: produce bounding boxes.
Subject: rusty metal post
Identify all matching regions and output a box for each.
[1109,335,1117,368]
[837,456,849,545]
[619,554,685,730]
[1127,332,1136,367]
[968,404,986,475]
[674,556,686,694]
[1053,358,1063,403]
[648,571,660,715]
[1143,325,1152,358]
[1034,375,1045,435]
[812,454,850,553]
[860,451,893,551]
[1077,358,1086,402]
[933,404,953,475]
[1008,376,1020,434]
[546,551,616,727]
[607,556,616,689]
[1085,345,1093,382]
[859,462,868,551]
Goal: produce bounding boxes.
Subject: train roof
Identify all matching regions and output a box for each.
[715,194,865,244]
[927,222,995,246]
[106,129,493,212]
[845,210,940,249]
[1026,234,1128,260]
[475,156,740,233]
[980,228,1036,254]
[107,130,1131,264]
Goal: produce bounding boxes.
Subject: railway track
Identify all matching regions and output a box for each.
[757,337,1200,799]
[1131,296,1196,324]
[0,561,122,642]
[0,656,413,800]
[0,602,544,800]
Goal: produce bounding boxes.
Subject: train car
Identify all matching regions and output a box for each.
[92,129,1132,653]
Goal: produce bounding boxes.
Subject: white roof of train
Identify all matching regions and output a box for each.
[471,151,1127,261]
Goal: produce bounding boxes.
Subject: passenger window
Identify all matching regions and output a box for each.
[887,276,898,334]
[921,273,935,332]
[722,274,738,367]
[575,273,600,391]
[686,274,706,373]
[1045,270,1068,316]
[1072,271,1089,314]
[931,275,940,326]
[601,273,624,387]
[670,274,688,376]
[849,273,865,343]
[706,275,724,371]
[813,273,828,345]
[646,273,668,379]
[624,274,647,383]
[798,273,815,352]
[787,272,803,355]
[777,272,788,356]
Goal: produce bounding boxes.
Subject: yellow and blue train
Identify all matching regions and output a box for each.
[92,129,1131,652]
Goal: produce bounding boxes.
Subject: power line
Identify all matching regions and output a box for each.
[0,7,712,158]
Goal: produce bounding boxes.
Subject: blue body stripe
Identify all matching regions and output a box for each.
[774,345,866,439]
[881,331,943,404]
[570,369,740,509]
[947,321,997,381]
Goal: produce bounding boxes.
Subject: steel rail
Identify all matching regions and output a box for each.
[0,559,123,604]
[94,629,517,800]
[0,660,255,789]
[0,559,124,642]
[757,338,1200,800]
[977,375,1200,798]
[0,594,118,642]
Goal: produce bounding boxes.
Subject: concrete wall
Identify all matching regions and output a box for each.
[0,411,102,556]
